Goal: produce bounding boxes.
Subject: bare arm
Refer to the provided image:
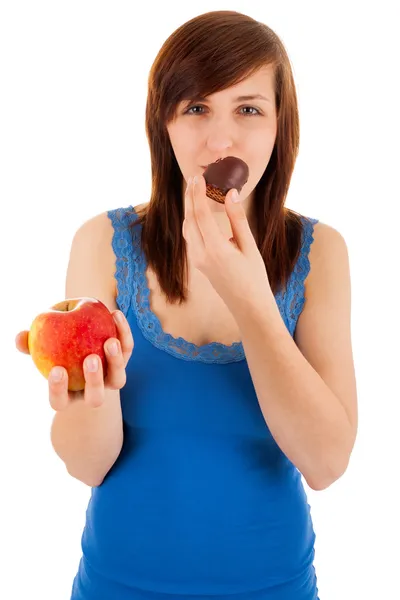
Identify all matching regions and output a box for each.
[51,388,123,487]
[233,224,358,491]
[50,212,132,487]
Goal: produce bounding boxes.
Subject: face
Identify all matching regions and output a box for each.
[166,64,278,215]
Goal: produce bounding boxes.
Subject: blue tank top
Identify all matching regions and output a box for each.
[71,205,320,600]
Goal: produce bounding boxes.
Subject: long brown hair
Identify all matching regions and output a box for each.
[133,10,306,304]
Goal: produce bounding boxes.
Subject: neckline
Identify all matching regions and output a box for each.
[110,204,316,362]
[129,204,247,364]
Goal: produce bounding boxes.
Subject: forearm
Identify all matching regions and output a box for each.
[234,298,353,490]
[50,388,123,487]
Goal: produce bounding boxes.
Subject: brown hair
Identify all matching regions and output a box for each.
[133,10,306,304]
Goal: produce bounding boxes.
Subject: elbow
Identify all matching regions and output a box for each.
[90,475,106,487]
[306,472,340,492]
[66,466,105,488]
[306,457,350,492]
[305,427,356,491]
[306,474,337,492]
[87,476,105,488]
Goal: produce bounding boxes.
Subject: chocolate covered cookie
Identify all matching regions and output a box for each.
[203,156,249,204]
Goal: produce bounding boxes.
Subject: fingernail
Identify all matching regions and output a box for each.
[231,189,240,203]
[50,367,63,382]
[188,176,193,186]
[113,311,123,324]
[107,341,118,356]
[85,357,98,372]
[193,176,198,185]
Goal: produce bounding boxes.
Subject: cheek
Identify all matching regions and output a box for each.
[168,127,199,174]
[170,124,199,155]
[242,151,275,194]
[248,126,276,152]
[246,131,276,170]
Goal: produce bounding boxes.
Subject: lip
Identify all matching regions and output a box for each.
[201,158,229,169]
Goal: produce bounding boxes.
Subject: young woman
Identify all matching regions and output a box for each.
[16,10,358,600]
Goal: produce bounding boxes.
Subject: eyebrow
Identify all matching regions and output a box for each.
[234,94,272,103]
[185,94,272,104]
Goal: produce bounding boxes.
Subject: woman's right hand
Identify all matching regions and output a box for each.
[15,310,134,411]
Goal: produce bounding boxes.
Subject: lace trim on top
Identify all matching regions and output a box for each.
[107,206,318,364]
[285,216,319,337]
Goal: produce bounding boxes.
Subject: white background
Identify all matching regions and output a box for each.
[1,1,399,599]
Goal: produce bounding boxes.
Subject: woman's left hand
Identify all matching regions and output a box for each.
[182,174,273,314]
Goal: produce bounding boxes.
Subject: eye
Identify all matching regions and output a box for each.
[184,105,262,116]
[240,106,261,116]
[184,105,205,115]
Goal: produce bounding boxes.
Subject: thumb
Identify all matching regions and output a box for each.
[15,331,30,354]
[225,189,255,254]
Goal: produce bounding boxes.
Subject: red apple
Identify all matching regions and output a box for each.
[28,297,117,392]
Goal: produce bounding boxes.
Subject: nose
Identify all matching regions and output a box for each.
[205,116,234,154]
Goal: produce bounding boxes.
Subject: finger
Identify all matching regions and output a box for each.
[184,177,205,250]
[182,216,206,266]
[184,176,194,221]
[83,355,105,409]
[48,366,70,411]
[103,338,127,390]
[112,311,134,365]
[15,331,30,354]
[192,175,223,244]
[225,188,257,255]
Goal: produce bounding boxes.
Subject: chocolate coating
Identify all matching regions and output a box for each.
[203,156,249,195]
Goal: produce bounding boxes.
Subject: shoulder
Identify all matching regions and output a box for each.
[71,210,115,250]
[107,203,148,229]
[78,203,146,255]
[305,221,350,291]
[71,208,137,303]
[71,210,119,266]
[310,220,348,257]
[296,219,352,341]
[285,218,350,333]
[77,204,144,253]
[67,205,148,309]
[65,211,120,310]
[298,216,348,259]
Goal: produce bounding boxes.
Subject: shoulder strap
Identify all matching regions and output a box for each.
[107,206,141,317]
[284,216,319,337]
